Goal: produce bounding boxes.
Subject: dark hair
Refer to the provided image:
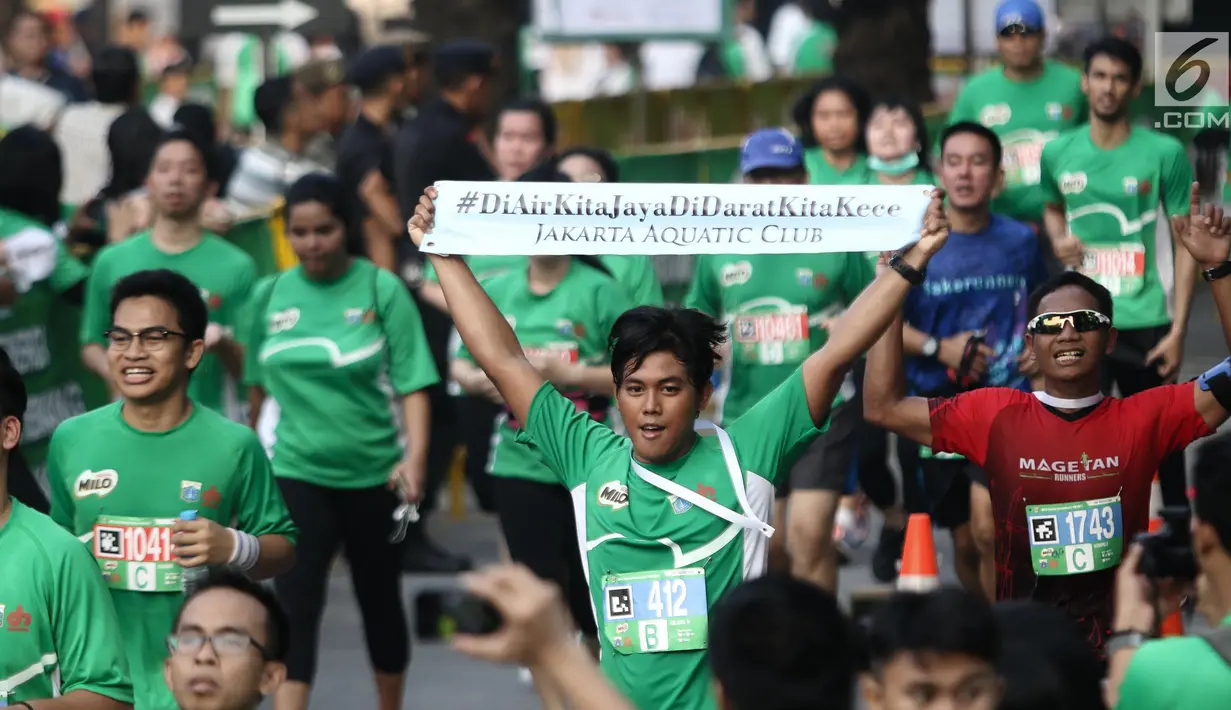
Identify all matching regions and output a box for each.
[284,173,363,256]
[173,569,290,662]
[154,128,215,183]
[558,146,620,183]
[869,95,930,165]
[4,9,47,41]
[866,588,999,672]
[793,75,872,151]
[104,108,162,199]
[92,46,141,104]
[608,306,727,391]
[1083,36,1143,84]
[109,269,208,343]
[994,601,1104,710]
[0,346,28,424]
[710,575,858,710]
[496,98,558,148]
[126,9,149,24]
[1194,434,1231,553]
[515,165,611,276]
[254,76,295,134]
[940,121,1003,167]
[0,126,63,227]
[172,104,217,148]
[1026,271,1115,322]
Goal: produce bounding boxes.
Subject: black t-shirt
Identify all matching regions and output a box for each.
[336,112,396,228]
[393,99,495,232]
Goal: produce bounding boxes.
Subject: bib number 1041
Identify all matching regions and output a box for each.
[646,578,689,618]
[1065,506,1116,543]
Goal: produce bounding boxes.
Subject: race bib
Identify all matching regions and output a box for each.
[733,307,810,366]
[1026,496,1123,576]
[1080,244,1146,297]
[919,444,966,462]
[602,568,708,654]
[1003,138,1045,187]
[92,515,184,593]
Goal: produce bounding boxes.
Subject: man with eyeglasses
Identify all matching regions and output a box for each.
[0,346,133,710]
[164,571,289,710]
[865,185,1231,653]
[48,269,296,710]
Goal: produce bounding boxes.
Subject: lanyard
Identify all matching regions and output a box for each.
[628,421,775,538]
[1033,391,1105,409]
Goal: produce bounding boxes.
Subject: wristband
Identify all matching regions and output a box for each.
[889,252,926,286]
[227,528,261,572]
[1202,262,1231,282]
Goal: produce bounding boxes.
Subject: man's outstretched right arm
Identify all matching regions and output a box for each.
[863,295,935,447]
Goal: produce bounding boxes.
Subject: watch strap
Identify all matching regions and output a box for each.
[1105,630,1147,655]
[889,252,926,286]
[1202,262,1231,282]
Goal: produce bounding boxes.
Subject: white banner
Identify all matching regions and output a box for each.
[422,181,935,257]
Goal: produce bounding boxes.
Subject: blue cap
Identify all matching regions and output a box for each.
[180,510,198,521]
[740,128,804,174]
[995,0,1044,33]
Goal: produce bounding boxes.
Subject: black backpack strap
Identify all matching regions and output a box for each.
[1201,625,1231,665]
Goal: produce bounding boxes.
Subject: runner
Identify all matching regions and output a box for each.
[408,183,951,709]
[49,268,297,710]
[867,95,935,189]
[0,347,133,708]
[896,121,1047,599]
[450,200,633,709]
[684,128,873,591]
[81,129,258,416]
[947,0,1085,228]
[864,183,1231,651]
[792,75,872,186]
[1040,36,1197,509]
[242,174,438,710]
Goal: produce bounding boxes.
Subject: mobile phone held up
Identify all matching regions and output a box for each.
[415,589,503,640]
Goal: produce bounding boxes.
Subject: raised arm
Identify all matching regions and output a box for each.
[798,190,950,428]
[408,188,545,428]
[863,300,934,447]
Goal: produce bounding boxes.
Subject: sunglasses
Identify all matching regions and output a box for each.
[1027,310,1111,335]
[998,25,1040,37]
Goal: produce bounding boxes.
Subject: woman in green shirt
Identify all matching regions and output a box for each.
[792,75,874,186]
[866,95,936,187]
[243,174,440,710]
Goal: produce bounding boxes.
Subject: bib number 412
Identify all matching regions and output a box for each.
[645,577,689,618]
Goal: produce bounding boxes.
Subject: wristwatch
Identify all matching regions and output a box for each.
[921,337,940,359]
[1106,630,1148,656]
[889,251,927,286]
[1202,261,1231,282]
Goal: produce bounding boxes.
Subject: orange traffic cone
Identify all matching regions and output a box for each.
[1148,513,1186,637]
[898,513,940,592]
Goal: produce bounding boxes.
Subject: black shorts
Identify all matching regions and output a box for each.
[777,398,861,497]
[918,456,986,529]
[493,476,597,636]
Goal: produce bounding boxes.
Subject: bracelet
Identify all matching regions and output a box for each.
[227,528,261,572]
[1108,628,1153,639]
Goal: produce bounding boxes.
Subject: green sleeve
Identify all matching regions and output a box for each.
[79,248,113,347]
[683,256,719,316]
[1039,141,1062,207]
[49,541,134,703]
[233,432,298,542]
[840,253,875,302]
[48,241,89,294]
[240,277,275,388]
[379,271,441,395]
[725,368,822,484]
[1114,641,1172,710]
[47,427,74,531]
[1161,140,1195,217]
[522,382,628,488]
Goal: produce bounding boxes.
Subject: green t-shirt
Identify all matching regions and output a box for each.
[521,369,820,710]
[242,260,441,489]
[46,402,297,710]
[805,149,872,185]
[81,231,259,413]
[600,255,664,306]
[423,255,526,284]
[0,209,90,475]
[459,262,632,483]
[686,254,872,424]
[948,61,1086,224]
[1116,618,1231,710]
[791,21,837,74]
[1040,126,1193,330]
[0,500,133,705]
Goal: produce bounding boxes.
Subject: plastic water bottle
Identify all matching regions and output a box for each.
[179,510,209,595]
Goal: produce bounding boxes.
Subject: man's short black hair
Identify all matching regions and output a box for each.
[126,9,149,25]
[710,575,858,710]
[1194,434,1231,554]
[558,146,620,183]
[941,121,1004,168]
[153,127,218,184]
[1083,36,1143,84]
[866,587,999,672]
[432,39,496,91]
[497,98,557,148]
[173,569,290,662]
[0,346,28,425]
[609,306,727,393]
[1026,271,1115,322]
[994,601,1104,710]
[109,269,208,343]
[92,46,141,104]
[254,76,295,134]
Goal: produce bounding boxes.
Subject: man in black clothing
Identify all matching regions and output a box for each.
[336,45,408,271]
[393,40,497,574]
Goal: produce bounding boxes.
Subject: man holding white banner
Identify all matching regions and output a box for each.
[408,181,946,710]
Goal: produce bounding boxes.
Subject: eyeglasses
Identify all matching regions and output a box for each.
[167,631,269,659]
[105,327,187,351]
[1027,310,1111,335]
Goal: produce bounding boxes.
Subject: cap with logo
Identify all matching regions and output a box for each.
[740,128,805,174]
[295,58,346,95]
[995,0,1045,33]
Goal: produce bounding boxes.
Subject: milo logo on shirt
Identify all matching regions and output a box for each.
[597,480,629,510]
[720,261,753,287]
[74,469,119,498]
[979,103,1011,127]
[1059,172,1088,195]
[270,308,300,334]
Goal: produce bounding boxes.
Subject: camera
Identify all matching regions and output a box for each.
[1134,506,1197,580]
[440,591,504,635]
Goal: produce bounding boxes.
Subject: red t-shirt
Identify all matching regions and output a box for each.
[928,383,1212,650]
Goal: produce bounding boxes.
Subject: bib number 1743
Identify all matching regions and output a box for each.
[1064,506,1116,543]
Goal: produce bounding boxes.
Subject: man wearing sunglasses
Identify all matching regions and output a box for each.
[164,571,289,710]
[865,184,1231,652]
